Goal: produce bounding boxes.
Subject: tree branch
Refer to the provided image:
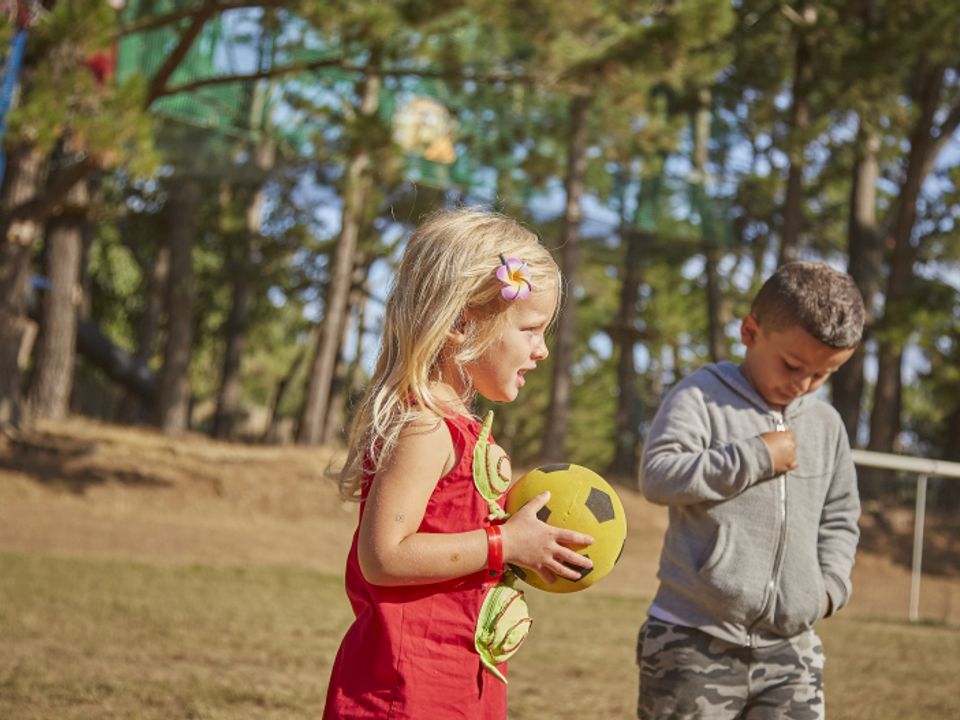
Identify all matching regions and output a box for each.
[4,154,98,231]
[780,3,816,28]
[878,65,951,239]
[156,60,538,98]
[146,1,219,104]
[921,101,960,180]
[118,0,288,38]
[157,56,348,97]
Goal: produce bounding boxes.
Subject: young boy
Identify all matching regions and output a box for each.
[637,261,865,719]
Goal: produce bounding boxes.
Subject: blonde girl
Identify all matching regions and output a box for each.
[323,208,593,719]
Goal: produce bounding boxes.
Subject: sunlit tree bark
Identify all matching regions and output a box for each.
[27,171,88,420]
[541,93,591,460]
[156,179,201,433]
[298,64,380,445]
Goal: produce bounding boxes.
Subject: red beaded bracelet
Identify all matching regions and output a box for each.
[484,524,503,580]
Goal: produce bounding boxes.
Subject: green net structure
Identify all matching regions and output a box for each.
[116,0,263,176]
[117,0,251,135]
[116,3,480,189]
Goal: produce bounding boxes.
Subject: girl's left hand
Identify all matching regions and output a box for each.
[500,491,594,584]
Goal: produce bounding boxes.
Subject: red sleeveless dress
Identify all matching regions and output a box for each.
[322,414,508,719]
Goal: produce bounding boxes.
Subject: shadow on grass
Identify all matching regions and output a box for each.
[0,430,172,494]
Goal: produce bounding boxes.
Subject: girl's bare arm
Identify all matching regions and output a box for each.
[357,415,592,587]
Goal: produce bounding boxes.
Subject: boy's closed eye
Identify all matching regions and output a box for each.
[783,360,827,380]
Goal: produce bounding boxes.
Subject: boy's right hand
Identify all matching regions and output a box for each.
[761,430,798,474]
[500,491,594,585]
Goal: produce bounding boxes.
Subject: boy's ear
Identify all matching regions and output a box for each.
[741,314,760,347]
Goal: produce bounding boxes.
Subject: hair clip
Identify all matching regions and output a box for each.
[497,254,532,301]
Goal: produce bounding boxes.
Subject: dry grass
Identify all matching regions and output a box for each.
[1,417,959,718]
[1,552,958,719]
[0,553,344,719]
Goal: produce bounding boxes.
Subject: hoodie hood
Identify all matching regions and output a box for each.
[704,360,810,419]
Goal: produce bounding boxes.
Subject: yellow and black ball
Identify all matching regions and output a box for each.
[504,463,627,593]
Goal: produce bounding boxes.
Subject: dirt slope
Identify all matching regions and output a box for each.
[1,417,957,625]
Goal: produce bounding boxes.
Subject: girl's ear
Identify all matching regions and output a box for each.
[447,312,467,345]
[447,308,475,345]
[447,326,467,345]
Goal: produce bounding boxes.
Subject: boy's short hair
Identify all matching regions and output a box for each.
[751,261,865,348]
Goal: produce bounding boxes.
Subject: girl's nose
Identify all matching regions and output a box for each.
[533,338,549,361]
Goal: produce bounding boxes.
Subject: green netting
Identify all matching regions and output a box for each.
[116,3,481,186]
[117,0,250,135]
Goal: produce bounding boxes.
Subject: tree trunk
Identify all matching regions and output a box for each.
[0,148,44,428]
[323,259,371,446]
[119,244,169,423]
[213,140,273,439]
[778,1,816,266]
[320,312,354,446]
[868,342,902,454]
[346,279,371,401]
[607,226,644,479]
[703,248,726,362]
[26,178,88,420]
[869,63,945,456]
[156,178,201,433]
[833,125,882,443]
[690,88,727,362]
[264,329,314,444]
[940,402,960,510]
[298,67,380,445]
[71,317,158,404]
[540,93,591,460]
[0,147,45,429]
[608,160,662,479]
[211,238,251,439]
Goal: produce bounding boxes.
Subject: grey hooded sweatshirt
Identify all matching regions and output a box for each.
[640,361,860,647]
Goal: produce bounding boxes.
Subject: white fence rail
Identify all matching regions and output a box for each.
[851,449,960,622]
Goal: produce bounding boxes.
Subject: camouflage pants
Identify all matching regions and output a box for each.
[637,618,825,720]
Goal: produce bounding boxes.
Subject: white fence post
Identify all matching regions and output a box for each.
[909,474,927,624]
[850,450,960,623]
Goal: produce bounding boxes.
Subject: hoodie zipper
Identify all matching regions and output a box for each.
[748,412,789,647]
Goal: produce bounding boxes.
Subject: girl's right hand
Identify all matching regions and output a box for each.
[500,491,594,584]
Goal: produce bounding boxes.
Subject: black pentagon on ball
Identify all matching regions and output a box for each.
[585,487,616,523]
[538,463,571,473]
[508,563,527,580]
[562,557,593,580]
[536,505,552,523]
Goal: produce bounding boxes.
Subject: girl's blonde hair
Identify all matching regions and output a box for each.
[339,208,560,500]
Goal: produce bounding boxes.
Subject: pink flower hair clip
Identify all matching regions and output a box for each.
[496,254,533,301]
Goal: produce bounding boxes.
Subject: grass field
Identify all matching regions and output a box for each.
[2,552,958,719]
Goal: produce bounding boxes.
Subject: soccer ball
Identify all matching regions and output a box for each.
[504,463,627,593]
